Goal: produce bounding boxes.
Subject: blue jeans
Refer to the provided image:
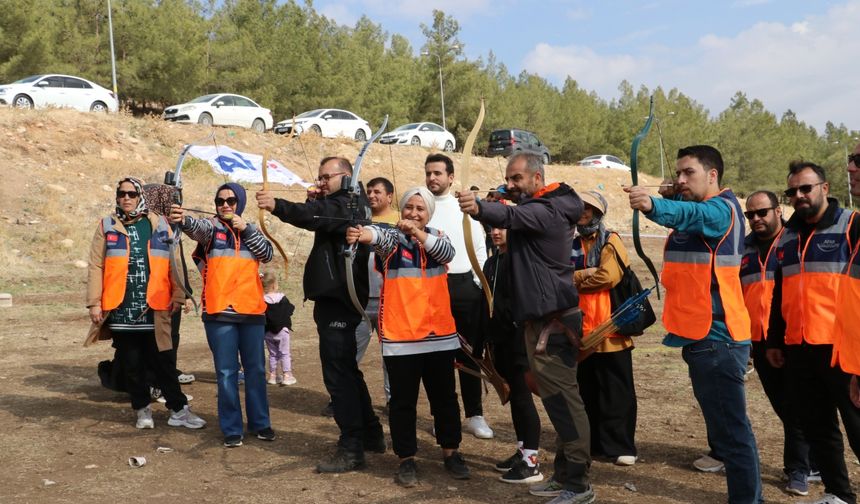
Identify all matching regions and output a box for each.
[683,340,762,504]
[204,321,270,438]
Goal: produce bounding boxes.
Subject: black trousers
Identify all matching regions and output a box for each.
[576,347,637,458]
[785,344,860,503]
[314,300,382,453]
[751,340,811,474]
[113,330,187,412]
[448,273,483,417]
[493,331,540,450]
[384,350,462,458]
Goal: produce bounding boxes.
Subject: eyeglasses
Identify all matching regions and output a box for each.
[849,153,860,166]
[214,197,238,206]
[316,172,347,183]
[743,207,776,219]
[783,182,824,198]
[116,190,140,199]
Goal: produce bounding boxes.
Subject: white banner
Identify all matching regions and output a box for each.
[187,145,312,188]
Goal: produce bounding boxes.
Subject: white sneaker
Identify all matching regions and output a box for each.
[135,406,154,429]
[268,373,277,385]
[177,373,195,384]
[692,454,725,472]
[167,405,206,429]
[615,455,637,466]
[464,415,494,439]
[799,494,850,504]
[282,372,297,386]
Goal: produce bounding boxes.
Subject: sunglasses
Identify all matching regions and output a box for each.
[743,207,776,219]
[849,153,860,166]
[214,197,238,206]
[116,190,140,199]
[783,182,824,198]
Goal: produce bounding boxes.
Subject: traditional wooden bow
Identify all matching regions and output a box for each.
[259,151,290,279]
[460,98,494,316]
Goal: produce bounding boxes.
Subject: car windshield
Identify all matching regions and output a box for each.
[580,156,601,162]
[393,123,420,132]
[189,94,219,104]
[297,109,324,119]
[489,131,511,141]
[13,75,43,84]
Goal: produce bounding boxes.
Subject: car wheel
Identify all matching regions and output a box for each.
[355,129,367,142]
[90,101,108,113]
[198,112,213,126]
[251,118,265,133]
[13,94,33,109]
[542,153,550,165]
[309,124,322,135]
[443,140,454,152]
[410,136,421,146]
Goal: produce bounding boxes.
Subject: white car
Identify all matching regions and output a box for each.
[163,94,273,133]
[0,74,118,112]
[379,122,455,151]
[274,109,371,141]
[576,154,631,171]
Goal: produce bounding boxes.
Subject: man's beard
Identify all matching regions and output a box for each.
[793,199,823,219]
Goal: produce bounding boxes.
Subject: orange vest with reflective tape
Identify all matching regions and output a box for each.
[199,219,266,315]
[739,230,783,342]
[661,189,751,342]
[100,215,173,311]
[378,228,457,344]
[778,207,855,345]
[832,242,860,373]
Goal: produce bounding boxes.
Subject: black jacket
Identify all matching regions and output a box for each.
[475,183,583,322]
[271,187,370,309]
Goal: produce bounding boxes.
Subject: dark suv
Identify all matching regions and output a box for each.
[487,129,551,164]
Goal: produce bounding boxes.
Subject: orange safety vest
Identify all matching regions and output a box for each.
[197,219,266,315]
[832,243,860,374]
[739,230,783,342]
[378,227,458,355]
[778,208,855,345]
[570,233,616,338]
[100,215,173,311]
[661,189,751,342]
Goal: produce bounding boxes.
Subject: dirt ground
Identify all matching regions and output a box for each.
[0,108,856,503]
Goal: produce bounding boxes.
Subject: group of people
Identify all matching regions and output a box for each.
[84,137,860,504]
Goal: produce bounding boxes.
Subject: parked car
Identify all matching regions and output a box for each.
[273,108,371,141]
[0,74,118,112]
[487,128,551,164]
[163,93,273,133]
[576,154,630,171]
[379,122,455,151]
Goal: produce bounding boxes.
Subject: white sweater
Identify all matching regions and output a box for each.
[428,192,487,284]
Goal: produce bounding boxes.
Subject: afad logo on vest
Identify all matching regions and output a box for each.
[215,232,228,243]
[671,232,690,245]
[106,234,119,242]
[817,239,840,253]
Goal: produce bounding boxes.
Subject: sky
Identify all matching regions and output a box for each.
[310,0,859,133]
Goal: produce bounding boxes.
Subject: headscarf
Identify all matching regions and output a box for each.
[575,190,608,268]
[398,186,436,221]
[215,182,247,216]
[115,177,148,222]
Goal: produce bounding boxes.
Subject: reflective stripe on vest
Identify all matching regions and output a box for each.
[779,208,855,345]
[833,244,860,373]
[571,235,616,338]
[202,219,266,315]
[101,215,174,311]
[379,229,457,343]
[739,230,783,342]
[661,189,752,341]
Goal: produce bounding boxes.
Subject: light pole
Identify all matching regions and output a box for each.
[107,0,118,105]
[834,139,857,208]
[422,44,459,130]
